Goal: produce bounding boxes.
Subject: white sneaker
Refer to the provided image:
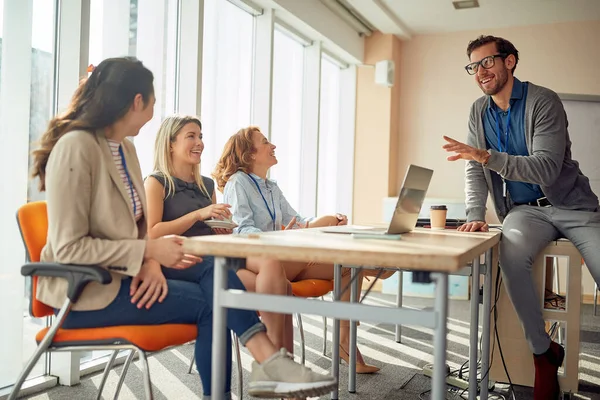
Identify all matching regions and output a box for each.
[248,349,337,398]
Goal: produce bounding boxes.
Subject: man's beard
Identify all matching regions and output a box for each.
[480,68,509,96]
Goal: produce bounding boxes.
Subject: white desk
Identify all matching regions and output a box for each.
[183,227,501,400]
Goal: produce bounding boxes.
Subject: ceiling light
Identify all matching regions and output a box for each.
[452,0,479,10]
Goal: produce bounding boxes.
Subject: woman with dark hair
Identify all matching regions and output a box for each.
[32,57,336,399]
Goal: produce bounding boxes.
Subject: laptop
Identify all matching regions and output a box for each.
[322,164,433,236]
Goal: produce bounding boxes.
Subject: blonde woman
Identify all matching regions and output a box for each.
[213,126,393,374]
[144,115,297,360]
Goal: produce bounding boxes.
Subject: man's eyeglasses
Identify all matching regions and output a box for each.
[464,54,506,75]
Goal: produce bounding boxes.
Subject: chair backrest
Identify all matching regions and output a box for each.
[16,201,54,318]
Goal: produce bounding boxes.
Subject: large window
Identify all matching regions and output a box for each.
[28,0,56,202]
[0,0,3,117]
[0,0,57,389]
[0,0,358,392]
[132,0,179,176]
[269,27,305,211]
[88,0,135,67]
[316,57,342,215]
[200,0,254,181]
[317,56,355,218]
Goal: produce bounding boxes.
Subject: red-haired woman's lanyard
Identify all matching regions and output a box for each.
[118,146,137,216]
[495,106,511,198]
[247,174,276,230]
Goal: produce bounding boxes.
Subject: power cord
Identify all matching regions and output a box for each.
[492,266,517,400]
[419,275,510,400]
[456,257,515,400]
[417,365,462,399]
[417,225,516,400]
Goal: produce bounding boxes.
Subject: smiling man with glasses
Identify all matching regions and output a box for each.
[442,35,600,400]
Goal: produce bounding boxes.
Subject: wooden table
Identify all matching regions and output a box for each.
[183,227,501,400]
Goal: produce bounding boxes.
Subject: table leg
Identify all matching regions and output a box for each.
[480,248,493,400]
[431,272,449,400]
[348,267,358,393]
[395,271,403,343]
[469,256,481,400]
[211,257,228,400]
[331,264,342,400]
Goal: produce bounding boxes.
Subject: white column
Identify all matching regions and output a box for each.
[251,7,274,138]
[178,0,204,116]
[135,0,168,177]
[47,0,91,384]
[298,42,321,217]
[56,0,87,113]
[337,64,356,220]
[0,0,33,388]
[198,0,217,178]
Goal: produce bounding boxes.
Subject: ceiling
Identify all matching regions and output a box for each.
[342,0,600,39]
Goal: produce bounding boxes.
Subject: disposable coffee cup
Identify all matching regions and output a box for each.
[430,205,448,230]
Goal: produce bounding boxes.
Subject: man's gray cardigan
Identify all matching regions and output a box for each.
[465,82,599,223]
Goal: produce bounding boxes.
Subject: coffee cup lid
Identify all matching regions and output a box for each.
[430,205,447,210]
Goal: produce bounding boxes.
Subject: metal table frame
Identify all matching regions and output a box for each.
[209,247,496,400]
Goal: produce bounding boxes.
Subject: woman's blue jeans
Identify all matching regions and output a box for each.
[61,256,265,397]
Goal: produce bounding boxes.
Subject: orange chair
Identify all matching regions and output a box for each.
[9,201,197,400]
[291,279,334,365]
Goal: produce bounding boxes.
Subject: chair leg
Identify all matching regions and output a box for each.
[232,332,243,400]
[187,346,195,374]
[7,340,49,400]
[96,350,119,400]
[138,350,153,400]
[294,313,306,365]
[8,299,72,400]
[321,296,328,356]
[113,349,136,400]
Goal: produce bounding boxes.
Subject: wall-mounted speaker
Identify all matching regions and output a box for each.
[375,60,394,87]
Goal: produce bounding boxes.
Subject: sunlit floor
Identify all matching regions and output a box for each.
[20,293,600,400]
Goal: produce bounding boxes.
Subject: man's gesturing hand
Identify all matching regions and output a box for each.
[443,136,490,164]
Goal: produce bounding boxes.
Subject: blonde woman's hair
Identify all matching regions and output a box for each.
[153,115,209,198]
[212,126,261,192]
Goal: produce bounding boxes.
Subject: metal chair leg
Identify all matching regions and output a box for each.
[8,299,72,400]
[113,349,136,400]
[96,350,119,400]
[138,350,153,400]
[294,313,306,365]
[188,346,195,374]
[232,332,243,400]
[321,296,328,356]
[7,341,49,400]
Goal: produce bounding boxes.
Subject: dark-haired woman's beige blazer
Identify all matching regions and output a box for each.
[38,129,148,311]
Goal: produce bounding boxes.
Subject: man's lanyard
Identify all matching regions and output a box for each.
[247,173,276,229]
[494,106,511,153]
[494,106,511,198]
[118,145,136,216]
